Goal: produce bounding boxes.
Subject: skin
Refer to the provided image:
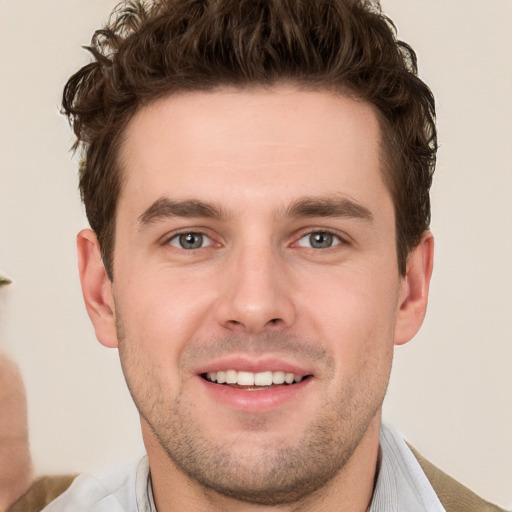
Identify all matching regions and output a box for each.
[0,353,33,512]
[78,86,433,512]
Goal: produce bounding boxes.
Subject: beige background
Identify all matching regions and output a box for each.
[0,0,511,508]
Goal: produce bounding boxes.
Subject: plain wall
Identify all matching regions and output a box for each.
[0,0,511,508]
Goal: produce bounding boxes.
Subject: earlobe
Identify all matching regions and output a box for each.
[77,229,118,348]
[394,232,434,346]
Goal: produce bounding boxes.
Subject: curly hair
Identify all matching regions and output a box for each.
[62,0,437,279]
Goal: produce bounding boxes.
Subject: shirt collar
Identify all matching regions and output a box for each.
[136,425,446,512]
[135,456,157,512]
[369,424,446,512]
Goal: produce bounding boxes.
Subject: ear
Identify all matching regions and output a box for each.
[394,232,434,346]
[77,229,118,348]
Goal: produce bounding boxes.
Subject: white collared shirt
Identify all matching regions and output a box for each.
[42,424,445,512]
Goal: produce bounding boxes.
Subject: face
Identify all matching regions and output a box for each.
[80,86,431,506]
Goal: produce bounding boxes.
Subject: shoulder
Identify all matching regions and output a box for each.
[7,456,145,512]
[7,475,77,512]
[407,443,509,512]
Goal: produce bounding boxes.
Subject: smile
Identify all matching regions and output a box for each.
[203,370,309,388]
[198,366,314,411]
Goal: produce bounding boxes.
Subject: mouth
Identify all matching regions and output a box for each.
[197,363,315,412]
[201,370,312,390]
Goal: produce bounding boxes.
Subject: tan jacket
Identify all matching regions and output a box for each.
[408,445,509,512]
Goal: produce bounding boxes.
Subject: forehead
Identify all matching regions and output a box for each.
[118,86,389,216]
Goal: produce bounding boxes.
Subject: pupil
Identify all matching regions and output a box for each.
[311,232,332,248]
[180,233,202,249]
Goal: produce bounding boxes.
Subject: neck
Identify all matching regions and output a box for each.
[143,415,381,512]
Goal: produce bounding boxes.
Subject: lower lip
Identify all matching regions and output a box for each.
[198,376,313,412]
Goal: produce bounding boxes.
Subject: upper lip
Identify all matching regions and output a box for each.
[195,355,314,377]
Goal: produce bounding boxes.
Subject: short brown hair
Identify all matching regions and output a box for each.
[63,0,437,279]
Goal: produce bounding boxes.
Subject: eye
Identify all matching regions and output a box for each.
[168,232,213,250]
[297,231,342,249]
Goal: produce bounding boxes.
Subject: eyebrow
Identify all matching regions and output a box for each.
[138,198,225,229]
[137,194,374,230]
[283,196,374,222]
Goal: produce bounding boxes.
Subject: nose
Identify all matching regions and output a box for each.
[215,243,296,334]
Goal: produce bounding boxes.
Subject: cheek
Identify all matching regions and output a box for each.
[298,267,398,369]
[113,269,217,373]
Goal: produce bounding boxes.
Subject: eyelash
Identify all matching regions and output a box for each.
[163,228,348,252]
[166,231,214,250]
[295,230,344,249]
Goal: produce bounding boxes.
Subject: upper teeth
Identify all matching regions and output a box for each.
[206,370,303,386]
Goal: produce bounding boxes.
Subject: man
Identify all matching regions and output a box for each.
[9,0,505,511]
